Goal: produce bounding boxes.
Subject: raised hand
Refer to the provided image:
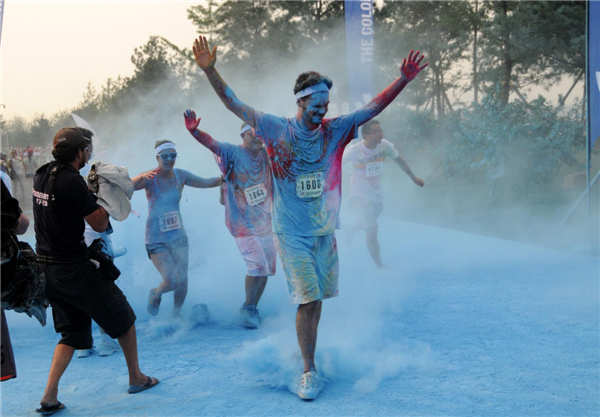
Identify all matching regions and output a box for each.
[400,50,428,82]
[184,110,201,132]
[193,36,217,70]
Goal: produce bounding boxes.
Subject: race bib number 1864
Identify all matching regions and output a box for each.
[296,172,324,198]
[244,183,268,206]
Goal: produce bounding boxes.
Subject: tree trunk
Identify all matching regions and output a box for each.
[500,1,512,106]
[473,0,479,103]
[435,66,443,118]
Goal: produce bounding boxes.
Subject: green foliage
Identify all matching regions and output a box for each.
[446,94,585,196]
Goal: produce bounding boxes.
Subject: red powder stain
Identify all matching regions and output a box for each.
[267,142,295,182]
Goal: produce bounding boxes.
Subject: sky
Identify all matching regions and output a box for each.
[0,0,201,120]
[0,0,584,123]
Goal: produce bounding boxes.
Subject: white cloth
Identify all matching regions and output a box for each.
[343,139,399,203]
[87,161,135,221]
[84,222,114,257]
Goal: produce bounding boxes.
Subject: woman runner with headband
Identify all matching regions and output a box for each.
[132,140,222,317]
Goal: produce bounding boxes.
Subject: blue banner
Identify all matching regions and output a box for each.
[590,1,600,149]
[344,0,375,111]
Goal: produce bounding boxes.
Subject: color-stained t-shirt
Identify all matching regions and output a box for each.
[343,139,399,203]
[144,169,186,244]
[212,142,273,238]
[254,110,360,236]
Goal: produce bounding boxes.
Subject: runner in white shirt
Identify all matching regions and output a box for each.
[343,119,424,268]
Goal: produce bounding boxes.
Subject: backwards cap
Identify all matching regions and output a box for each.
[52,127,90,150]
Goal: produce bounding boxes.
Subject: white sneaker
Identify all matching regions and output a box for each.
[99,339,122,357]
[239,304,259,329]
[298,371,320,400]
[253,305,262,324]
[147,289,161,316]
[76,346,94,358]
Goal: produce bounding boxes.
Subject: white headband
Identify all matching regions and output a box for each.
[295,82,330,100]
[240,125,252,136]
[155,143,176,155]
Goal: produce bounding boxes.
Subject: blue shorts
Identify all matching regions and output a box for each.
[273,233,339,305]
[145,236,189,259]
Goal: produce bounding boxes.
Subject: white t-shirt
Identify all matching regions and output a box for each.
[343,139,399,203]
[1,171,12,194]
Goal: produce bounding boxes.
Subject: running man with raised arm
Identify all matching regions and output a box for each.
[192,35,427,400]
[183,115,275,328]
[343,119,424,268]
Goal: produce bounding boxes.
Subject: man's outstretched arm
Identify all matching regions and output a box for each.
[184,110,221,154]
[356,50,428,126]
[393,156,425,188]
[193,36,257,127]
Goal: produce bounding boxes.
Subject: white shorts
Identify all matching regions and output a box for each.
[273,233,339,305]
[234,234,277,277]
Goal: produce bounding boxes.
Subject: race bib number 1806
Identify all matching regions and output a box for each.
[296,172,324,199]
[159,211,182,232]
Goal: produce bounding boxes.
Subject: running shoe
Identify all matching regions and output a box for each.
[76,346,95,358]
[147,289,161,316]
[253,305,262,324]
[298,370,320,400]
[239,303,259,329]
[99,339,122,357]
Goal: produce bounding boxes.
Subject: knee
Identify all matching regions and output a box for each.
[176,279,188,291]
[299,300,321,315]
[162,275,179,291]
[366,227,378,241]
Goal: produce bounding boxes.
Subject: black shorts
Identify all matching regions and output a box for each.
[43,260,136,349]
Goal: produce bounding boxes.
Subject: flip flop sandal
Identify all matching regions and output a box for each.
[127,376,159,394]
[35,402,66,416]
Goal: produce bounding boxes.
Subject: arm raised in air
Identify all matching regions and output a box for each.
[193,36,257,128]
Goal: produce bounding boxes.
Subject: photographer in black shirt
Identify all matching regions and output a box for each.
[33,128,158,415]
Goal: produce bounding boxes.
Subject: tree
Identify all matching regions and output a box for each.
[376,1,471,117]
[29,114,53,147]
[478,1,585,106]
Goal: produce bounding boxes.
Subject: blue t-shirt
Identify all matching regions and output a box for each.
[212,142,273,238]
[254,110,360,236]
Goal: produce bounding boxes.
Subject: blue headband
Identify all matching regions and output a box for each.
[295,82,330,99]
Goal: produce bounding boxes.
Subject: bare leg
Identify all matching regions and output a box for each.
[150,252,180,298]
[244,275,268,306]
[170,244,189,316]
[296,300,322,373]
[117,324,151,386]
[39,344,74,407]
[365,226,384,267]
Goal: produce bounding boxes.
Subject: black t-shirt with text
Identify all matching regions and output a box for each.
[33,162,99,262]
